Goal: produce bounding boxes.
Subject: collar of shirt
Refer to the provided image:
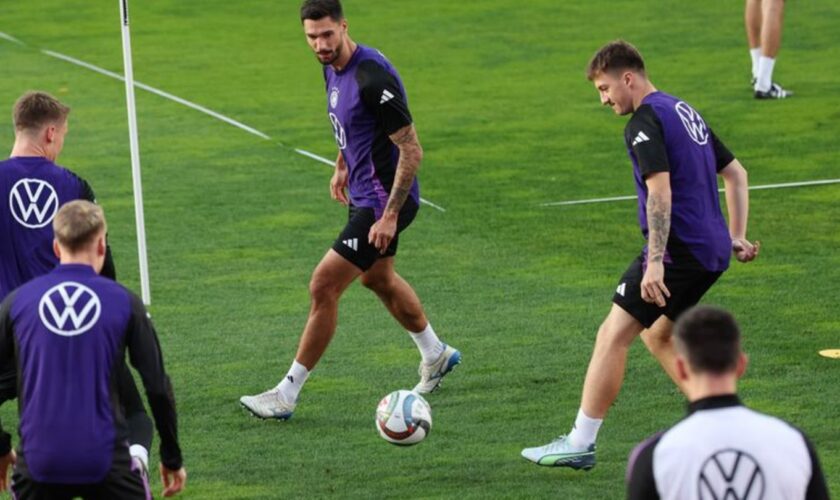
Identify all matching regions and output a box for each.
[687,394,742,414]
[54,263,98,275]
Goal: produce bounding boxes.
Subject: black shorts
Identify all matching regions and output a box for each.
[332,198,419,271]
[11,448,150,500]
[612,254,723,329]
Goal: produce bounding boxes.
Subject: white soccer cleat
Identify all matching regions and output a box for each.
[239,388,296,420]
[413,343,462,394]
[521,436,596,469]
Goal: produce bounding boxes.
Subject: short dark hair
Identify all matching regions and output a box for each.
[13,91,70,132]
[674,306,741,374]
[300,0,343,22]
[586,40,646,81]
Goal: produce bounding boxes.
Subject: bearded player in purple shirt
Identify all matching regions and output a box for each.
[522,41,760,469]
[240,0,460,420]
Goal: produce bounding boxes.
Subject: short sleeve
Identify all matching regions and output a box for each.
[626,105,670,178]
[710,129,735,172]
[356,59,413,136]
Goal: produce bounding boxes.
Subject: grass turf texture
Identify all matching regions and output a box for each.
[1,0,838,497]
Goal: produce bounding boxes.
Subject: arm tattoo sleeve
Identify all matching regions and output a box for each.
[385,124,423,214]
[646,192,671,263]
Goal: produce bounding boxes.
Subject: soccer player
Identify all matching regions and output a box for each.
[627,306,829,499]
[0,201,186,498]
[746,0,792,99]
[0,91,153,472]
[521,41,760,469]
[239,0,460,419]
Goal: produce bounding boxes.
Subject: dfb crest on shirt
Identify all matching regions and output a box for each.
[698,448,765,500]
[675,101,709,146]
[9,178,59,229]
[329,112,347,149]
[329,87,340,109]
[38,281,102,337]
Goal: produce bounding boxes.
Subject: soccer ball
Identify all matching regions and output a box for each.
[375,390,432,445]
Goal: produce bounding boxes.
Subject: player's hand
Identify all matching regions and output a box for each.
[160,464,186,497]
[641,261,670,307]
[368,212,397,254]
[330,166,349,206]
[732,238,760,263]
[0,449,15,491]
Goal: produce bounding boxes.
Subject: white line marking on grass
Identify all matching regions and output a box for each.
[0,31,24,45]
[293,148,446,212]
[541,178,840,207]
[1,37,448,212]
[43,50,271,140]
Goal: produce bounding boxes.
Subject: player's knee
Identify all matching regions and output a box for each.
[309,275,341,304]
[596,320,635,349]
[359,272,390,293]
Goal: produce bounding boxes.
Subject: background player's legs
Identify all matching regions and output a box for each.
[745,0,763,78]
[753,0,789,95]
[760,0,785,59]
[360,257,427,332]
[294,249,362,369]
[639,316,685,393]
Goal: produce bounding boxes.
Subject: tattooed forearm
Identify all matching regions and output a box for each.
[385,124,423,214]
[646,191,671,263]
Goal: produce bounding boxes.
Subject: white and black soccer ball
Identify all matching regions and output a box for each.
[375,390,432,445]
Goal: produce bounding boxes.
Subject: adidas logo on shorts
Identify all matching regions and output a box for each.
[343,238,358,251]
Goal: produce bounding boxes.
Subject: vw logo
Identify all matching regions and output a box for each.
[675,101,709,146]
[9,178,59,228]
[698,448,765,500]
[329,112,347,149]
[329,87,340,109]
[38,281,102,337]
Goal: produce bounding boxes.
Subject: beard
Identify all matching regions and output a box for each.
[316,43,342,66]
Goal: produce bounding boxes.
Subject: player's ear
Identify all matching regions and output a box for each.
[45,124,56,144]
[53,239,61,259]
[675,355,690,382]
[96,233,106,257]
[735,352,748,379]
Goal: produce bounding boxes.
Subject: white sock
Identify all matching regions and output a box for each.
[129,444,149,470]
[749,48,761,79]
[567,408,603,448]
[410,323,444,364]
[276,360,309,403]
[755,55,776,92]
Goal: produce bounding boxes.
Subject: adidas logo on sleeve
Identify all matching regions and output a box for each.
[380,90,394,105]
[631,131,650,147]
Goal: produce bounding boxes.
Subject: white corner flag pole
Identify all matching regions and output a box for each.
[119,0,152,305]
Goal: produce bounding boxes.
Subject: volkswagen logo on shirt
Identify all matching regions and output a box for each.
[675,101,709,146]
[698,448,765,500]
[9,178,60,228]
[329,112,347,149]
[38,282,102,337]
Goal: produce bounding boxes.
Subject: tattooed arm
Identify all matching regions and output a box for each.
[641,172,672,307]
[368,123,423,253]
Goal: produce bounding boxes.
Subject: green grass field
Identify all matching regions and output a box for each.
[1,0,838,497]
